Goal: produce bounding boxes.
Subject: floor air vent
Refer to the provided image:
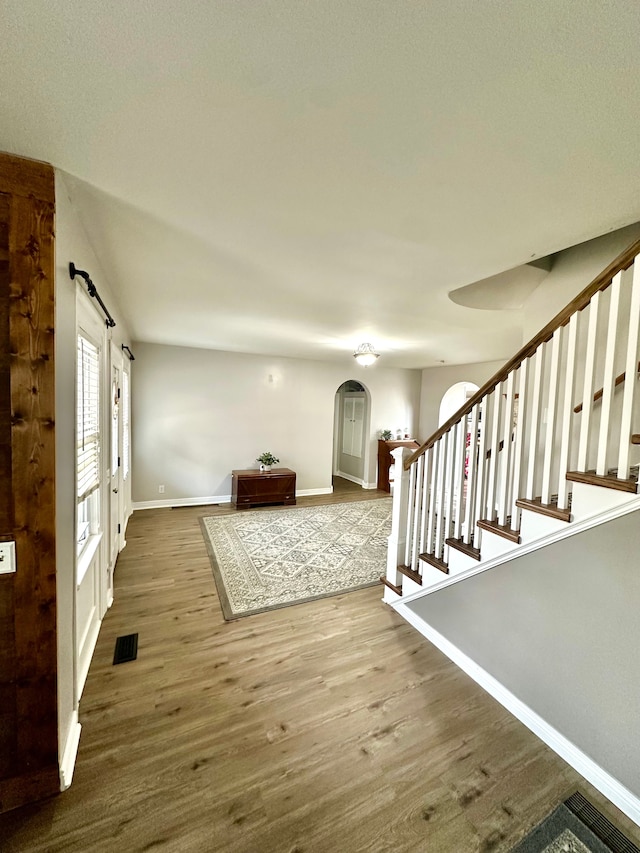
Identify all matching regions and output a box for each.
[565,792,640,853]
[113,633,138,665]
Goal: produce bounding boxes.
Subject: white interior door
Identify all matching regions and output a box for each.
[342,394,364,457]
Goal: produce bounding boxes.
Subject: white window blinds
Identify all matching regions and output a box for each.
[122,369,130,480]
[77,335,100,500]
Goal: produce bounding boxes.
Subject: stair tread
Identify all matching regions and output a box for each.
[477,518,521,544]
[515,496,572,522]
[418,552,449,574]
[566,467,638,494]
[445,537,481,561]
[397,564,422,585]
[380,575,402,596]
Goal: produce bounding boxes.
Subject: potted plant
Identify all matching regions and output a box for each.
[380,429,393,440]
[257,451,280,472]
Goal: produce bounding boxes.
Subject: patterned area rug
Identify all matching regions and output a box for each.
[511,792,640,852]
[201,498,392,620]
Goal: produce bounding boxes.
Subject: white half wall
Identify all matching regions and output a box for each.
[131,343,421,504]
[404,507,640,805]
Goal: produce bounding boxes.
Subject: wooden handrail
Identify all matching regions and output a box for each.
[405,237,640,469]
[573,361,640,413]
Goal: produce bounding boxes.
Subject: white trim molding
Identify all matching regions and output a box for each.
[393,601,640,828]
[59,712,82,791]
[133,495,233,511]
[333,472,378,490]
[335,470,365,487]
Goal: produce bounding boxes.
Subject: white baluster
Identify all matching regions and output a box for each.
[541,328,562,504]
[410,454,423,571]
[618,260,640,478]
[498,371,515,525]
[510,359,529,530]
[525,344,546,500]
[557,313,578,510]
[577,292,600,472]
[426,440,440,554]
[596,274,621,476]
[434,433,448,561]
[452,419,466,542]
[403,457,417,568]
[462,404,480,545]
[444,428,456,557]
[473,396,490,549]
[419,446,432,555]
[485,387,502,521]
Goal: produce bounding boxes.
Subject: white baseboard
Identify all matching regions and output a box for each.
[393,600,640,827]
[59,711,82,791]
[335,471,379,490]
[134,487,337,511]
[133,494,232,511]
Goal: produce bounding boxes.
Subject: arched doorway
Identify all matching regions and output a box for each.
[332,380,371,493]
[438,381,479,426]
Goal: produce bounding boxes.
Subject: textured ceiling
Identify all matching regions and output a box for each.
[2,1,640,367]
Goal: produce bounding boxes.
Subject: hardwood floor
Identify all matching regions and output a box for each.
[1,490,638,852]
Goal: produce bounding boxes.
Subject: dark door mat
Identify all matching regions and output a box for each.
[512,791,640,852]
[113,633,138,665]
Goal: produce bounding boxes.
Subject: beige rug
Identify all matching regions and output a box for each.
[201,498,392,620]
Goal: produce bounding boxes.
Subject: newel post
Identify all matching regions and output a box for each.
[384,446,413,602]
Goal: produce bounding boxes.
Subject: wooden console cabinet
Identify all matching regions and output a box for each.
[231,468,297,509]
[377,440,420,492]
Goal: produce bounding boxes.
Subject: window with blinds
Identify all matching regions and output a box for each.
[77,335,100,501]
[122,369,130,480]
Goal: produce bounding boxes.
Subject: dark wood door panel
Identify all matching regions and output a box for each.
[0,192,11,532]
[0,155,58,813]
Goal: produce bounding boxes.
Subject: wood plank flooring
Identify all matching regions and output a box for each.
[1,484,639,852]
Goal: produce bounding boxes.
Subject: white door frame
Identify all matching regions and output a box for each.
[108,341,123,607]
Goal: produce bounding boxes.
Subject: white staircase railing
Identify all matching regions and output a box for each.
[385,240,640,594]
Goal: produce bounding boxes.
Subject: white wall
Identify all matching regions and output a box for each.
[132,343,421,504]
[522,223,640,341]
[55,171,132,781]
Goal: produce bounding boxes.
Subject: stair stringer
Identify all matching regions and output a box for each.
[399,490,640,607]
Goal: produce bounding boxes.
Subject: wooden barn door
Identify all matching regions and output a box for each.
[0,153,58,812]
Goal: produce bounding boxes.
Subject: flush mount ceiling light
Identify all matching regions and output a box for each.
[353,342,380,367]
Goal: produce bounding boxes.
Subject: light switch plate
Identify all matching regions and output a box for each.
[0,541,16,574]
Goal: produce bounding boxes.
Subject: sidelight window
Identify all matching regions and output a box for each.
[77,334,101,554]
